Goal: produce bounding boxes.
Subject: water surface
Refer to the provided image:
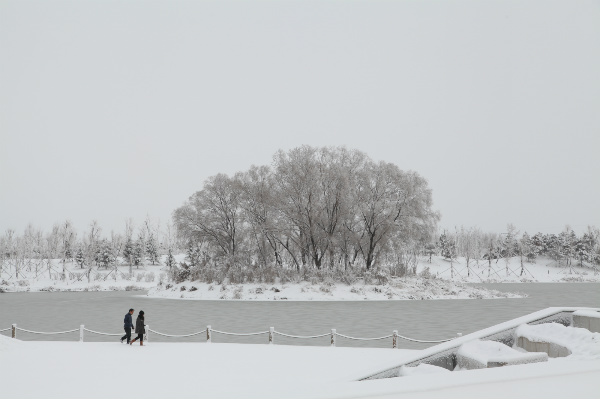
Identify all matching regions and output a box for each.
[1,283,598,349]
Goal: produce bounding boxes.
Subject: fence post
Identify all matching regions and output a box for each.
[330,329,336,347]
[269,327,274,345]
[144,325,149,343]
[80,325,84,342]
[457,332,462,338]
[393,330,398,349]
[206,325,211,343]
[12,323,16,339]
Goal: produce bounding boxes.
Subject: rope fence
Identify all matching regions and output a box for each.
[3,323,458,348]
[148,329,206,338]
[336,333,393,341]
[83,328,122,337]
[273,331,330,339]
[16,327,79,335]
[211,329,269,336]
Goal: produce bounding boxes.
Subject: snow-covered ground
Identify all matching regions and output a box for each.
[1,335,598,399]
[147,278,524,300]
[0,261,165,293]
[1,255,597,300]
[421,255,599,283]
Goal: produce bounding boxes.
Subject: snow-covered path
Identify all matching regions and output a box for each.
[355,361,600,399]
[1,339,598,398]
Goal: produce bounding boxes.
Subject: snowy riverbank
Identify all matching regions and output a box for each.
[1,335,598,399]
[1,255,597,299]
[146,278,525,300]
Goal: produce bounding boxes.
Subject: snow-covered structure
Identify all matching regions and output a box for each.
[359,307,600,380]
[456,340,547,369]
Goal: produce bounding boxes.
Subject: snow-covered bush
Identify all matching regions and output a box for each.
[136,273,145,282]
[338,269,358,285]
[233,287,243,299]
[319,284,333,294]
[145,272,155,282]
[172,262,191,283]
[419,266,433,279]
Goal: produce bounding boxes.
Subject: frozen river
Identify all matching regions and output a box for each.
[1,283,598,349]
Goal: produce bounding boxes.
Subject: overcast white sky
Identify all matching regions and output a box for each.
[1,0,599,236]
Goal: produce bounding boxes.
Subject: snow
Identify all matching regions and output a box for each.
[0,333,20,352]
[457,339,547,369]
[398,363,451,376]
[0,339,598,399]
[573,310,600,319]
[360,307,600,380]
[0,261,165,293]
[146,278,524,301]
[418,255,600,283]
[1,255,597,300]
[514,323,600,360]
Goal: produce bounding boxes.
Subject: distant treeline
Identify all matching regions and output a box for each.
[436,225,600,268]
[1,146,598,284]
[0,217,177,271]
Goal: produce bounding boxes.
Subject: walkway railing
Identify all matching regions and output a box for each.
[3,323,457,348]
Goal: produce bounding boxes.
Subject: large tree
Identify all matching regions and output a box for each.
[173,173,243,260]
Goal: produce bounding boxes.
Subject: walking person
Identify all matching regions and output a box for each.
[121,308,134,344]
[130,310,145,346]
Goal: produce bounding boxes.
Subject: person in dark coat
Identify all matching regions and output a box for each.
[120,308,134,344]
[130,310,145,346]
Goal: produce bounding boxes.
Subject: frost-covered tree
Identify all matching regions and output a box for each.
[95,240,112,269]
[165,247,176,270]
[438,231,456,260]
[75,247,86,269]
[133,234,145,267]
[185,242,202,267]
[145,233,160,265]
[424,242,436,263]
[123,237,134,265]
[531,233,545,259]
[520,232,537,262]
[173,146,439,273]
[174,173,242,262]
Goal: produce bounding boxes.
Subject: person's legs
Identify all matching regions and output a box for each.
[121,327,131,343]
[130,333,144,345]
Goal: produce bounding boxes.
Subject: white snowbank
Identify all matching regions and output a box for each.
[398,363,451,376]
[573,310,600,319]
[514,323,600,359]
[0,340,598,399]
[0,334,20,352]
